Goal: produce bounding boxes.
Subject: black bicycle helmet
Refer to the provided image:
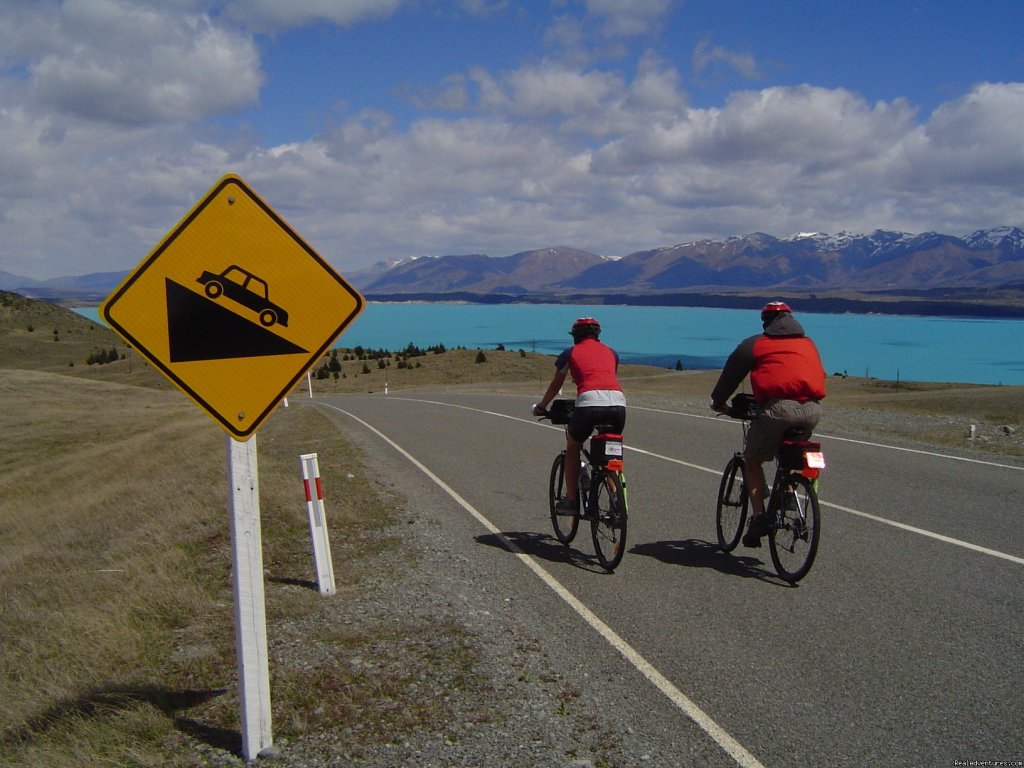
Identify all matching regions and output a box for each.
[570,316,601,341]
[760,301,792,326]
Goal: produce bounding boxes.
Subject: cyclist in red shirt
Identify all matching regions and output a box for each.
[534,318,626,513]
[710,302,826,547]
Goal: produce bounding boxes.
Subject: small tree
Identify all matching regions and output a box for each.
[675,359,684,371]
[475,350,487,364]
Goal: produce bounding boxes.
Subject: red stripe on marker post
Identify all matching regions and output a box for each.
[298,453,335,596]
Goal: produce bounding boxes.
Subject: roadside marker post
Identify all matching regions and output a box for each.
[299,453,336,596]
[228,436,273,759]
[99,174,365,761]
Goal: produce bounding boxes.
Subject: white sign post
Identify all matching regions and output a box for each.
[299,453,336,596]
[99,176,366,761]
[227,435,273,760]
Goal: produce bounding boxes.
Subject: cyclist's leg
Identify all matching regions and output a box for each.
[561,435,583,504]
[742,404,787,544]
[562,406,592,506]
[743,415,780,520]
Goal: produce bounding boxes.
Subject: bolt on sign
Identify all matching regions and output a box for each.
[102,174,364,438]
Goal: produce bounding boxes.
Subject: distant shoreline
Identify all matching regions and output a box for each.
[64,290,1024,321]
[362,290,1024,319]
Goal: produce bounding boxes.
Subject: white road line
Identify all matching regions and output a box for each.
[312,400,766,768]
[821,500,1024,565]
[630,404,1024,472]
[352,395,1024,565]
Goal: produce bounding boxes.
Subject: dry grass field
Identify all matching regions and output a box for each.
[1,292,1021,765]
[0,368,426,766]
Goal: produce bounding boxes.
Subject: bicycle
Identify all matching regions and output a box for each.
[715,393,825,583]
[538,399,629,571]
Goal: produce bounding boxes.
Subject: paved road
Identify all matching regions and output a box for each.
[307,390,1023,767]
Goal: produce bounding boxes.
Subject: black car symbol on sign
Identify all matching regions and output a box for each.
[196,265,289,328]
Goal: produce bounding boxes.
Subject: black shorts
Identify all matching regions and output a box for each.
[568,405,626,443]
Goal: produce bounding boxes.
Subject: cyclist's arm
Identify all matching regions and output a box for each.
[537,369,567,411]
[710,337,755,409]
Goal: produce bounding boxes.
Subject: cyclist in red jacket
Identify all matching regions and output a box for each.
[534,317,626,513]
[710,302,826,547]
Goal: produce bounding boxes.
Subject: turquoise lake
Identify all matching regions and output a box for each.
[75,303,1024,386]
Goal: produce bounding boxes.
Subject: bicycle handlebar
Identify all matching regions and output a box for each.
[721,393,760,420]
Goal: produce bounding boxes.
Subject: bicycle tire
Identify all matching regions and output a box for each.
[590,470,627,571]
[769,474,820,582]
[715,455,748,552]
[549,453,579,545]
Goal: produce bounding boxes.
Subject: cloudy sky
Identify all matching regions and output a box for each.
[1,0,1022,280]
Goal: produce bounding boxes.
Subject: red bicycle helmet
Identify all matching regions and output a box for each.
[760,301,792,325]
[570,317,601,340]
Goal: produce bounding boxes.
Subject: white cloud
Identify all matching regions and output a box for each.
[24,0,261,126]
[220,0,402,31]
[265,78,1023,267]
[542,0,673,65]
[904,82,1024,186]
[498,65,623,117]
[0,2,1020,280]
[459,0,509,17]
[693,36,762,81]
[585,0,673,39]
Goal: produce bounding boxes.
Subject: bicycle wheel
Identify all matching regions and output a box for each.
[549,453,579,545]
[715,455,748,552]
[591,470,627,571]
[769,474,820,582]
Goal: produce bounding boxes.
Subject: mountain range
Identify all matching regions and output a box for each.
[352,227,1024,296]
[3,226,1022,304]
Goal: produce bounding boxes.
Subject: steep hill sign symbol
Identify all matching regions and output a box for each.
[165,277,307,362]
[101,174,365,438]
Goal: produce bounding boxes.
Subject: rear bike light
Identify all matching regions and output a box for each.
[805,451,826,469]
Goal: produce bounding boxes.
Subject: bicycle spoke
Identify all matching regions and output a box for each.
[549,453,579,545]
[769,475,820,582]
[715,455,747,552]
[591,471,627,571]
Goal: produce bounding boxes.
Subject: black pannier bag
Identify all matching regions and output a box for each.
[548,398,575,425]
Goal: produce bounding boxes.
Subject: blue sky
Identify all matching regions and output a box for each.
[1,0,1021,280]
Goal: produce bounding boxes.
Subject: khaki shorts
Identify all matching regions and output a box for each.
[744,399,822,463]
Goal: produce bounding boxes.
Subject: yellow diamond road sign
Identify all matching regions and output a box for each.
[101,174,364,439]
